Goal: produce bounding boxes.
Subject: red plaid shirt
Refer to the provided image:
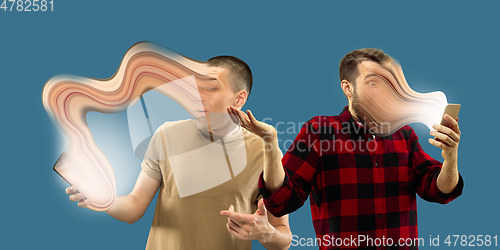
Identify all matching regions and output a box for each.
[259,107,463,249]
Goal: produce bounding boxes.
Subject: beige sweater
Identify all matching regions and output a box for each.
[141,119,265,250]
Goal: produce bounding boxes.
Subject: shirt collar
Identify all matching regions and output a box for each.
[197,121,243,143]
[339,106,360,127]
[338,106,376,140]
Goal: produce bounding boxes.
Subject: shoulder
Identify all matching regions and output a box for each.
[156,119,195,133]
[391,125,418,144]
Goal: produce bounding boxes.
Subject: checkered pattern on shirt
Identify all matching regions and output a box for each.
[259,107,463,249]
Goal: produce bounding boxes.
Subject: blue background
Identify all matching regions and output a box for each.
[1,1,499,249]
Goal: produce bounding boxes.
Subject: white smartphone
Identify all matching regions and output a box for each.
[53,152,86,200]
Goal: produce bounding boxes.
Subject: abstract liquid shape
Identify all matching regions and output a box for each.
[127,81,247,198]
[127,77,196,159]
[353,60,448,136]
[42,42,244,210]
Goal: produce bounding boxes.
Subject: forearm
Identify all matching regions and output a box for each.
[262,136,285,194]
[105,195,145,223]
[258,225,292,250]
[436,159,459,194]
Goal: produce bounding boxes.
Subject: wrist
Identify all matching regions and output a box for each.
[260,223,277,243]
[263,138,280,153]
[262,129,277,141]
[442,157,458,168]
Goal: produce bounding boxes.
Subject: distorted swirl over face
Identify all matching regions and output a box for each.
[351,60,447,137]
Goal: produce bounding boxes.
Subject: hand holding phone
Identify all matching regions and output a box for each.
[53,152,90,206]
[433,104,460,145]
[440,104,461,128]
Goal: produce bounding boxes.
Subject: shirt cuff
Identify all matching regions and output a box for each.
[258,170,295,215]
[436,173,464,202]
[258,171,289,199]
[141,160,163,181]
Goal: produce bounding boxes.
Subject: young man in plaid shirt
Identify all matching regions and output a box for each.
[228,48,463,249]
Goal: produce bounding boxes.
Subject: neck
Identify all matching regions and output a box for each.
[195,113,238,138]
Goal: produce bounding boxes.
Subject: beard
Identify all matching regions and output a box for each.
[351,90,384,136]
[351,90,393,136]
[351,91,369,125]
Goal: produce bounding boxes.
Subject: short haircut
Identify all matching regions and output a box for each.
[339,48,393,85]
[207,56,253,96]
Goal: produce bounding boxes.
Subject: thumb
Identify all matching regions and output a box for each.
[256,198,267,215]
[229,205,235,212]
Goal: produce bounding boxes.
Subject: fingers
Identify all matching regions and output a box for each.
[65,186,78,194]
[226,220,246,240]
[227,107,245,123]
[223,205,245,239]
[220,205,235,216]
[69,192,85,202]
[429,115,461,160]
[222,204,269,241]
[220,205,255,226]
[428,138,449,150]
[227,110,240,125]
[226,216,252,240]
[256,198,267,216]
[77,199,92,207]
[228,106,248,120]
[67,188,91,207]
[432,122,460,144]
[443,114,461,135]
[430,129,458,147]
[65,185,92,208]
[247,110,258,124]
[227,220,238,233]
[220,210,244,222]
[228,218,241,230]
[228,106,252,130]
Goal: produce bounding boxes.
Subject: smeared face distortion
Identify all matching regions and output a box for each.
[349,60,447,137]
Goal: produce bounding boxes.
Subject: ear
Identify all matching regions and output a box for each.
[341,80,354,98]
[233,90,248,110]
